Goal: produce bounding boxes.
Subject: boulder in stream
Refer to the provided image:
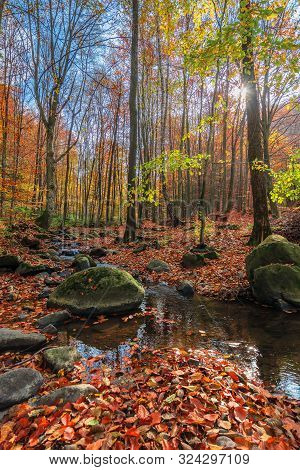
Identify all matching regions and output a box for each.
[36,310,71,329]
[246,235,300,310]
[72,254,97,271]
[176,280,195,297]
[43,346,81,372]
[0,368,43,410]
[47,266,145,315]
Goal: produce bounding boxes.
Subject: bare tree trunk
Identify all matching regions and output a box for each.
[240,0,271,245]
[124,0,138,242]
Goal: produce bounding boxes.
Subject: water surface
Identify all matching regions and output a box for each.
[58,284,300,399]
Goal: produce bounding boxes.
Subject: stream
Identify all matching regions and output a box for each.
[56,281,300,399]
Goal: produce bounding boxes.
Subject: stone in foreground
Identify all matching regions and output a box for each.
[43,346,81,372]
[0,368,43,410]
[0,328,46,352]
[29,384,98,407]
[48,267,145,315]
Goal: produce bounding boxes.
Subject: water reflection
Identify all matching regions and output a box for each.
[58,285,300,399]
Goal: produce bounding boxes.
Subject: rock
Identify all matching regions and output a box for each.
[89,247,107,258]
[0,254,21,269]
[37,287,51,299]
[36,310,71,329]
[43,346,81,372]
[44,277,60,286]
[29,384,98,407]
[21,236,41,250]
[16,262,53,276]
[0,368,43,410]
[177,280,195,297]
[47,266,145,315]
[18,313,28,321]
[246,235,300,310]
[72,254,97,272]
[246,235,300,282]
[0,328,46,352]
[133,244,147,254]
[59,248,80,257]
[182,252,206,268]
[252,264,300,310]
[41,324,58,334]
[147,259,170,273]
[216,436,237,449]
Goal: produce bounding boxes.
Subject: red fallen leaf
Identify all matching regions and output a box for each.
[226,369,239,382]
[234,406,248,422]
[64,427,75,441]
[61,414,71,426]
[150,411,161,425]
[18,417,30,429]
[86,439,103,450]
[137,404,149,420]
[125,427,140,437]
[204,413,219,422]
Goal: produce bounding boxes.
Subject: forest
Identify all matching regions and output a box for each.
[0,0,300,452]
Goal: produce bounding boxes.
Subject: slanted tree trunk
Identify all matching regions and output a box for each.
[240,0,271,245]
[124,0,139,242]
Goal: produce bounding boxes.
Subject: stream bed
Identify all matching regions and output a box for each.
[57,283,300,399]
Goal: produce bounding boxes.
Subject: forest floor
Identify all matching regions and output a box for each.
[0,208,299,450]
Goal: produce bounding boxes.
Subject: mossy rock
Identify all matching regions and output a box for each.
[0,254,21,269]
[246,235,300,282]
[48,267,145,315]
[16,262,53,276]
[147,259,170,272]
[252,264,300,309]
[43,346,81,372]
[182,252,206,268]
[72,254,97,271]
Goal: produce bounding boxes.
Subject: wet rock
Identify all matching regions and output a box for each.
[246,235,300,310]
[59,248,80,257]
[0,368,43,410]
[177,280,195,297]
[21,236,41,250]
[29,384,98,407]
[16,262,53,276]
[147,259,170,273]
[43,346,81,372]
[36,310,71,329]
[89,247,107,258]
[0,328,46,352]
[0,254,21,269]
[48,266,145,315]
[41,324,57,334]
[182,252,206,268]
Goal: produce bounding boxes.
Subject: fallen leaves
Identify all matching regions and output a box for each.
[1,347,299,450]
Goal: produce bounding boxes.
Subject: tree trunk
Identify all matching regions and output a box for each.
[240,0,271,245]
[124,0,138,242]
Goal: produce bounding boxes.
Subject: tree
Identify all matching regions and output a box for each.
[124,0,139,242]
[240,0,271,245]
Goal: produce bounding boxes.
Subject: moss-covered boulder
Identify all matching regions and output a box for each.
[47,267,145,315]
[252,264,300,310]
[246,235,300,310]
[71,254,97,272]
[147,259,170,272]
[43,346,81,372]
[16,262,53,276]
[246,235,300,282]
